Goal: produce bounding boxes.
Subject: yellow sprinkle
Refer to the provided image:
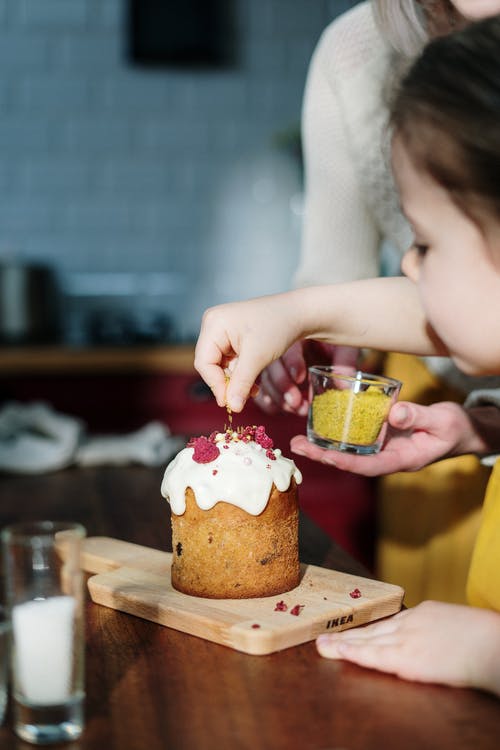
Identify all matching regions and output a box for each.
[312,386,391,444]
[224,373,233,427]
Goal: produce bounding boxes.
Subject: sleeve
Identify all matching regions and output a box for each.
[464,390,500,411]
[293,24,382,289]
[464,389,500,466]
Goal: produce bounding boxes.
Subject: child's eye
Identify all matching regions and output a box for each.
[413,243,429,257]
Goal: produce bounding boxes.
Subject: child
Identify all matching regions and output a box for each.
[194,16,500,697]
[258,1,500,612]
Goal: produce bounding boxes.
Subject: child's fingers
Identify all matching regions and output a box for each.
[206,365,229,407]
[290,435,404,476]
[344,615,404,640]
[225,350,266,413]
[194,342,230,407]
[249,383,260,399]
[316,621,400,650]
[318,638,402,676]
[389,401,451,434]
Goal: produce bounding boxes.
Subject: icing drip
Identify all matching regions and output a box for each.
[161,430,302,516]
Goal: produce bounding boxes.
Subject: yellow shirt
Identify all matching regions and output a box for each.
[467,458,500,611]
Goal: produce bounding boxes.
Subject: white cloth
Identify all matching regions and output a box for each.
[75,422,182,468]
[0,402,182,474]
[294,1,500,397]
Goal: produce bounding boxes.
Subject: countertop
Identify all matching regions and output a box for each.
[0,466,498,749]
[0,344,196,375]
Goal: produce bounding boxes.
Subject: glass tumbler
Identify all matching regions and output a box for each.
[0,606,8,726]
[2,521,86,745]
[308,367,402,454]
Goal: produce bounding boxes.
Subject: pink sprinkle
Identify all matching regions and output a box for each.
[349,588,362,599]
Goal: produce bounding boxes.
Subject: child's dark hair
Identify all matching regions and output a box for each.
[391,15,500,224]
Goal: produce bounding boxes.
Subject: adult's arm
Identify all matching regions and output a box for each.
[295,4,386,288]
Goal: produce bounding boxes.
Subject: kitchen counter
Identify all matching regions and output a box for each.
[0,465,498,750]
[0,344,196,375]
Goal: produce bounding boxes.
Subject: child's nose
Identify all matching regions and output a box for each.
[401,246,420,282]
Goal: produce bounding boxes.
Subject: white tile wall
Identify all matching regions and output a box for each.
[0,0,359,342]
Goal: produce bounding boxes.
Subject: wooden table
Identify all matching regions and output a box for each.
[0,466,498,749]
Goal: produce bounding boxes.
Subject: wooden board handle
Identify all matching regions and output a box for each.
[81,536,171,576]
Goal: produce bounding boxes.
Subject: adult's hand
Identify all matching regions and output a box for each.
[290,400,488,475]
[254,341,360,416]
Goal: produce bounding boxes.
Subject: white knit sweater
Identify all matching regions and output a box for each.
[295,1,411,288]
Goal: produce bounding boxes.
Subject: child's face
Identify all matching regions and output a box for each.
[451,0,500,20]
[393,136,500,376]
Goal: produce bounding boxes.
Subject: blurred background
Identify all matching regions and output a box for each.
[0,0,373,568]
[0,0,357,347]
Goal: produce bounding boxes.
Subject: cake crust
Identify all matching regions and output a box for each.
[171,479,300,599]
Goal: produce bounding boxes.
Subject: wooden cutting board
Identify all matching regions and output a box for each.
[81,537,405,656]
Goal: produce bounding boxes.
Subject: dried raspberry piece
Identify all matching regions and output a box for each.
[251,623,261,629]
[349,588,362,599]
[212,469,218,475]
[265,449,276,460]
[187,431,215,447]
[254,425,274,449]
[290,604,304,616]
[274,600,288,612]
[188,436,220,463]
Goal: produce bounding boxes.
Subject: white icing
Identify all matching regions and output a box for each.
[161,432,302,516]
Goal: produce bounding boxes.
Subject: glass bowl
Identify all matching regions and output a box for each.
[307,366,402,455]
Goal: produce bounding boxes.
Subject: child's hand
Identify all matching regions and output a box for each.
[316,601,500,697]
[291,401,482,475]
[194,294,303,412]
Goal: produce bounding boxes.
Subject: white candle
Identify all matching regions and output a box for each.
[13,595,76,705]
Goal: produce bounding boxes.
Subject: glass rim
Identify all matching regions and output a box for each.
[308,366,402,389]
[1,520,86,546]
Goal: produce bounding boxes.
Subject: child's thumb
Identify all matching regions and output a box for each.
[390,402,440,434]
[227,354,261,413]
[389,402,415,430]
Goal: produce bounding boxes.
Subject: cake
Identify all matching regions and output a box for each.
[160,425,303,599]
